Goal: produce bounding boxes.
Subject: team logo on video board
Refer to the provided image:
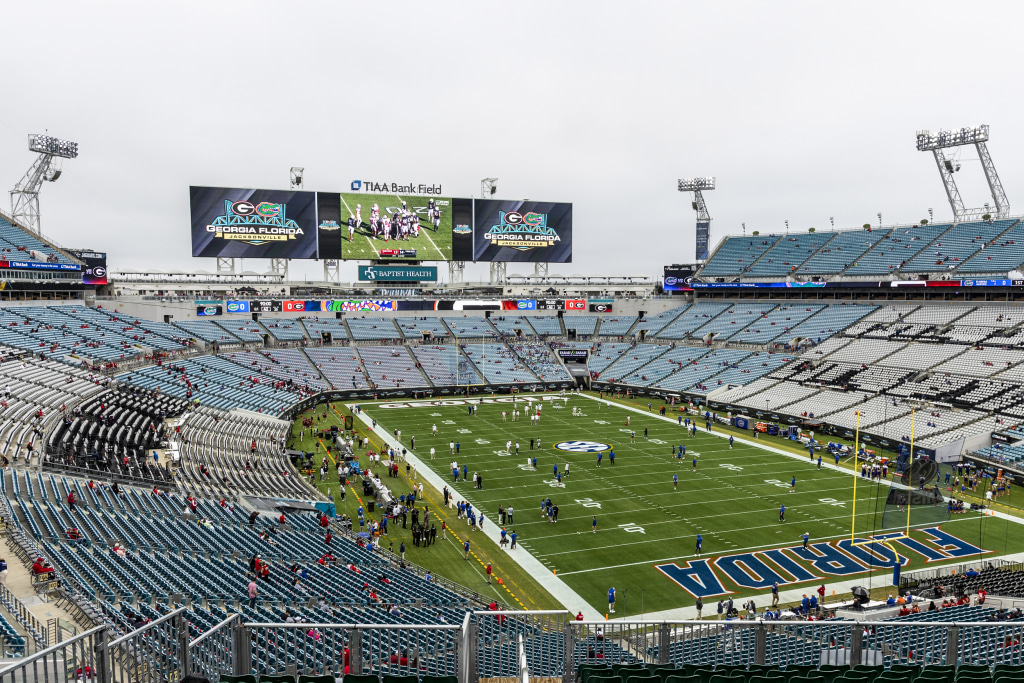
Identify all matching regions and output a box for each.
[206,199,305,246]
[554,441,611,453]
[319,219,340,231]
[484,211,561,251]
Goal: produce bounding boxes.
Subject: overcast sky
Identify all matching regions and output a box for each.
[2,1,1023,283]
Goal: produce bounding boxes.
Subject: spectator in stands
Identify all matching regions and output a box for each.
[32,557,54,575]
[0,557,6,586]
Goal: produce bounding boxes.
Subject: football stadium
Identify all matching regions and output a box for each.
[5,3,1024,683]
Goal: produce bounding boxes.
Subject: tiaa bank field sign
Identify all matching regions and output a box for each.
[358,265,438,282]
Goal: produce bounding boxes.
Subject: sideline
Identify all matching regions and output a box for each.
[352,406,601,619]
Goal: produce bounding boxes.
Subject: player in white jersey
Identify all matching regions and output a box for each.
[371,203,379,221]
[355,204,362,227]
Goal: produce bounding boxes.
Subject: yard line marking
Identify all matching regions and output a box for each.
[338,192,380,258]
[396,193,447,261]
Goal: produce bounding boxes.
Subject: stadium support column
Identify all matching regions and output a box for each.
[678,177,715,262]
[534,262,548,279]
[489,262,506,284]
[216,257,236,275]
[449,261,465,285]
[323,259,339,283]
[916,125,1010,221]
[269,258,289,280]
[9,134,79,235]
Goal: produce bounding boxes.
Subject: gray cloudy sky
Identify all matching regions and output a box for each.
[2,1,1023,283]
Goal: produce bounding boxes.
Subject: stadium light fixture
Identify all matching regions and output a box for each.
[678,177,715,261]
[10,132,79,235]
[481,178,498,197]
[678,177,716,192]
[916,124,1009,221]
[915,126,988,151]
[290,167,304,190]
[28,134,78,159]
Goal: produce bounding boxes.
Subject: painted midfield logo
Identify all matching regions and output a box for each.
[554,440,611,453]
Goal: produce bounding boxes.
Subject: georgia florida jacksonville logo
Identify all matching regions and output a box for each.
[554,441,611,453]
[206,199,305,246]
[484,210,560,251]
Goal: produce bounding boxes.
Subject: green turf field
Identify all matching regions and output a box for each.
[338,191,452,261]
[352,393,1024,617]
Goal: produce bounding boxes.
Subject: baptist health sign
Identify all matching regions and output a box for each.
[358,265,438,282]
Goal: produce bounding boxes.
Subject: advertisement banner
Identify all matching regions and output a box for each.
[316,192,343,263]
[454,199,572,263]
[225,300,250,314]
[196,304,222,316]
[190,187,319,259]
[70,250,108,285]
[589,300,614,313]
[0,260,80,272]
[338,191,453,261]
[358,265,438,282]
[501,300,537,311]
[663,266,697,292]
[696,221,710,261]
[557,349,589,359]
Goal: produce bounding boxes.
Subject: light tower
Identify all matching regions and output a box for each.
[678,177,715,261]
[916,125,1009,221]
[9,134,78,235]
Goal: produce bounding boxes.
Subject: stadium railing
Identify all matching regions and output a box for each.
[0,580,48,652]
[188,612,243,682]
[900,559,1024,592]
[2,615,1024,681]
[518,632,530,683]
[0,624,107,683]
[106,606,190,683]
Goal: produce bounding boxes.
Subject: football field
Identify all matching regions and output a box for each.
[359,393,1024,617]
[338,191,452,261]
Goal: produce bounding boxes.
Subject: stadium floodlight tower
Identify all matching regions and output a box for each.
[678,177,715,261]
[9,134,78,235]
[916,125,1010,221]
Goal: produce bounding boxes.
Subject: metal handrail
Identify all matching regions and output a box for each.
[107,606,186,648]
[0,580,47,648]
[189,613,239,648]
[0,624,105,675]
[517,633,529,683]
